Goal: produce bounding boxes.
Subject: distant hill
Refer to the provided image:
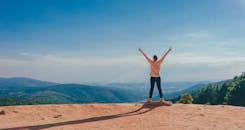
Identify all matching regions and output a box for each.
[167,80,230,102]
[0,77,58,88]
[161,83,208,100]
[104,81,210,93]
[104,81,211,100]
[0,78,145,105]
[174,80,227,96]
[0,77,222,106]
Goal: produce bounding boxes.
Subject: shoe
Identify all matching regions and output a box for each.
[160,98,164,103]
[147,98,152,103]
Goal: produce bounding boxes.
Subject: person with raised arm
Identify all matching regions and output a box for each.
[139,47,172,103]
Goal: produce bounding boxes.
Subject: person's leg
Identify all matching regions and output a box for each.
[156,77,163,101]
[148,77,155,102]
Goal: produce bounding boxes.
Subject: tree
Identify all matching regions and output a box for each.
[229,78,245,106]
[193,84,218,105]
[179,93,193,104]
[192,72,245,106]
[217,83,228,104]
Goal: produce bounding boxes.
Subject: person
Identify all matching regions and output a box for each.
[139,47,172,103]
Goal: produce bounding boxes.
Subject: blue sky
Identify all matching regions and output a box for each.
[0,0,244,83]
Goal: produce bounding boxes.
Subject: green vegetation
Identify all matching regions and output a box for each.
[194,72,245,106]
[0,97,65,106]
[178,93,193,104]
[193,84,219,105]
[176,72,245,106]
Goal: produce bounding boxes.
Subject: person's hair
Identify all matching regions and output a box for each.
[153,55,158,61]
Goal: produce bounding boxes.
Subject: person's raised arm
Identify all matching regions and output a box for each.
[159,47,172,63]
[138,48,152,63]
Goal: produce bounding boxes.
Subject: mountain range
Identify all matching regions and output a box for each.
[0,77,223,106]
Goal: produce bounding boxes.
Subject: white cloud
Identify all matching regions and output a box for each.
[32,54,144,67]
[167,53,245,65]
[0,53,244,83]
[185,32,208,39]
[19,52,30,56]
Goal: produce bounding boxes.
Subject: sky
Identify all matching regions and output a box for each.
[0,0,245,83]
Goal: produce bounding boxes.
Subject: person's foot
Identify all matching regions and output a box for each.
[160,98,164,103]
[147,98,152,103]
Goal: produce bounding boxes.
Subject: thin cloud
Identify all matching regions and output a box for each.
[167,53,245,65]
[19,52,30,56]
[0,53,244,82]
[186,32,208,39]
[2,53,245,68]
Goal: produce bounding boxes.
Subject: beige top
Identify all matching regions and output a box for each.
[148,60,163,77]
[140,48,171,77]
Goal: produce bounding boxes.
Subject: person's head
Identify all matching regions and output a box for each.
[153,55,158,61]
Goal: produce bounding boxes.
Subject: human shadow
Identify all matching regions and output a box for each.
[1,103,168,130]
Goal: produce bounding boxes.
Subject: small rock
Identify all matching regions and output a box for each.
[53,114,62,118]
[13,110,18,113]
[0,110,5,115]
[200,113,205,116]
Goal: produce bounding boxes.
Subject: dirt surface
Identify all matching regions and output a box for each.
[0,103,244,130]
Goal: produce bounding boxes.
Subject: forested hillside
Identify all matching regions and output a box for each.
[185,72,245,106]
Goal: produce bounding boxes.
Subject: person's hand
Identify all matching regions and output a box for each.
[169,47,172,51]
[138,48,142,52]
